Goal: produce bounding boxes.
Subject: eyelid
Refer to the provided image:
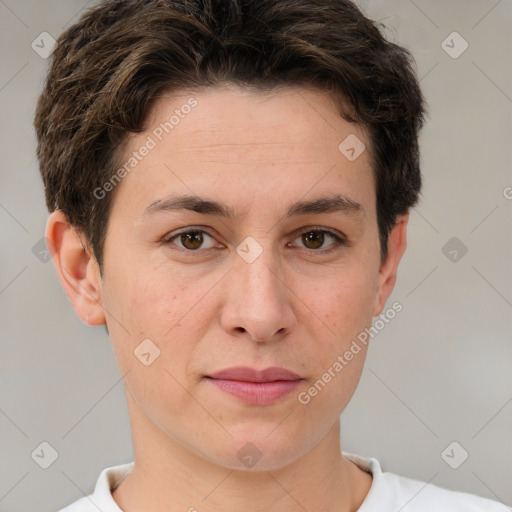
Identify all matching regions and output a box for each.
[162,227,221,251]
[290,227,347,253]
[162,226,348,253]
[290,225,346,241]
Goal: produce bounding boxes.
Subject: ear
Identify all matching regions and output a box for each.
[372,213,409,317]
[45,210,106,326]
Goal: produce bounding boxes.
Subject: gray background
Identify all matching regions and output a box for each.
[1,1,511,511]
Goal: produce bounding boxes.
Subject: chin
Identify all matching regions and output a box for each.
[202,430,312,472]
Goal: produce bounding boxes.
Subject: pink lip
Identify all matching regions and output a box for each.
[206,366,303,405]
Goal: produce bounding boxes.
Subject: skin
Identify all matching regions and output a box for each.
[46,84,408,512]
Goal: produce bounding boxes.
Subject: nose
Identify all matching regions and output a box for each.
[220,243,297,343]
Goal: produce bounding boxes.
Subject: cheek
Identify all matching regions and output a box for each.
[103,272,206,417]
[300,263,376,405]
[101,268,181,367]
[117,266,202,335]
[315,268,377,338]
[111,269,225,382]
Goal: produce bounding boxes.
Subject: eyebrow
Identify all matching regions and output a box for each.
[141,193,365,220]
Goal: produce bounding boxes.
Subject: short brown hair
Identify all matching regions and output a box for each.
[34,0,426,275]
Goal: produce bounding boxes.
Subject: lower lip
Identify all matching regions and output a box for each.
[207,378,302,405]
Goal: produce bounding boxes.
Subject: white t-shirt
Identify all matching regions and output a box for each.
[57,452,510,511]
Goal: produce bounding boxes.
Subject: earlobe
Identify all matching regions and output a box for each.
[45,210,106,326]
[372,214,409,317]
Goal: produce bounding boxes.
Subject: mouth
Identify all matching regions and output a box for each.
[205,366,304,405]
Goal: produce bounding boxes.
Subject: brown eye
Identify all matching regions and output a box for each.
[302,231,325,250]
[179,231,204,250]
[165,230,218,251]
[292,229,345,252]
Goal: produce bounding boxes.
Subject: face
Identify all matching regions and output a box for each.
[54,84,406,471]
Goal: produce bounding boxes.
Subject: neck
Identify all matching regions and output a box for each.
[113,394,372,512]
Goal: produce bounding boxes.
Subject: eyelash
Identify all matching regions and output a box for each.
[161,227,347,255]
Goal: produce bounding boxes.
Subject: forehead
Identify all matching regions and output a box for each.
[145,84,367,151]
[113,84,375,219]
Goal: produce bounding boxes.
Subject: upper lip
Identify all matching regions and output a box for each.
[207,366,302,382]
